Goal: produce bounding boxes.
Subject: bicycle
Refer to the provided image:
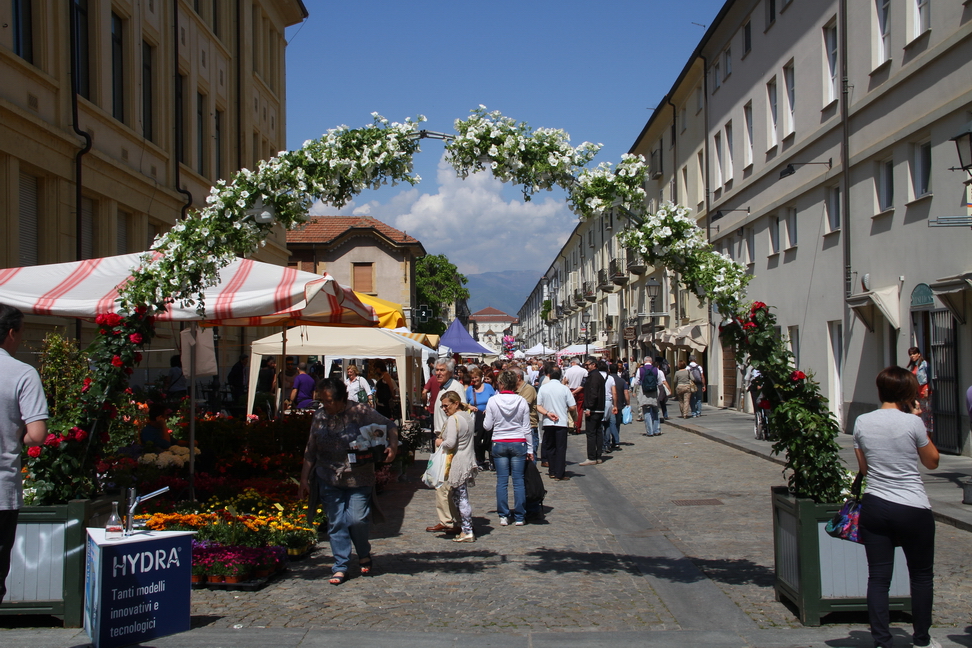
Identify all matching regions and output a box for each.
[753,400,771,440]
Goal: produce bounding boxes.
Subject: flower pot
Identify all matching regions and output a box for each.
[224,575,242,584]
[191,574,206,584]
[207,575,225,583]
[255,569,271,579]
[771,486,911,625]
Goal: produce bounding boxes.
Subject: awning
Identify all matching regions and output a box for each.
[930,272,972,324]
[642,322,707,352]
[356,293,407,328]
[846,285,900,332]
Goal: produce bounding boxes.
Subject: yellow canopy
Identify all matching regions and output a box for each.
[354,293,407,329]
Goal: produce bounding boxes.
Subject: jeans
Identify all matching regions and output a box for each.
[691,385,703,416]
[642,404,660,435]
[585,411,604,460]
[492,441,528,522]
[319,484,372,574]
[602,410,619,450]
[860,493,935,648]
[529,427,539,460]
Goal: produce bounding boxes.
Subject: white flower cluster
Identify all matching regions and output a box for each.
[569,154,648,220]
[445,106,600,200]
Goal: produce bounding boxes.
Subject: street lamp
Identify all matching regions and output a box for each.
[582,309,592,359]
[949,122,972,174]
[779,158,832,179]
[645,277,661,355]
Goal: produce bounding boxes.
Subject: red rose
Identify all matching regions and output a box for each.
[75,428,88,442]
[106,313,123,327]
[96,461,109,473]
[135,305,147,315]
[751,301,767,312]
[95,313,107,326]
[44,433,62,447]
[124,367,133,375]
[82,377,92,393]
[743,322,757,330]
[134,353,143,363]
[27,446,42,458]
[99,328,108,335]
[124,388,133,395]
[112,355,124,368]
[100,432,111,443]
[129,333,143,344]
[791,370,807,381]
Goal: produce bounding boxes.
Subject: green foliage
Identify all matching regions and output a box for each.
[415,254,469,329]
[540,299,552,321]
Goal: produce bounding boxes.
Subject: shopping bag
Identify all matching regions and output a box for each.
[825,472,864,543]
[621,405,633,425]
[421,446,448,489]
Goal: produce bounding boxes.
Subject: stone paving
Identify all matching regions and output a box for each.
[186,414,972,636]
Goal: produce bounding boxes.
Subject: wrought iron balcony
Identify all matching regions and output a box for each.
[574,288,585,304]
[597,269,613,292]
[627,249,648,275]
[583,281,596,302]
[610,258,629,286]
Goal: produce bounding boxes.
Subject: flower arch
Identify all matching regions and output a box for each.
[53,106,845,504]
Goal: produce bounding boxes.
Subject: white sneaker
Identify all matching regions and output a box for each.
[453,532,476,543]
[514,520,525,526]
[499,517,509,526]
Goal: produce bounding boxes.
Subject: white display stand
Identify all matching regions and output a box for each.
[84,529,194,648]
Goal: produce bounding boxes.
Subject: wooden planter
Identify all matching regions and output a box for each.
[0,498,114,627]
[772,486,911,625]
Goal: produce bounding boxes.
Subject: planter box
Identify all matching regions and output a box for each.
[772,486,911,625]
[0,498,114,627]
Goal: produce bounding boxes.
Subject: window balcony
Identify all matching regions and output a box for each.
[597,269,614,292]
[627,249,648,275]
[610,258,630,286]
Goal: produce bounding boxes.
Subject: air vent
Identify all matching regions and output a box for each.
[27,94,39,111]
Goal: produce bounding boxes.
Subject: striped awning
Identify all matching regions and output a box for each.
[0,252,377,327]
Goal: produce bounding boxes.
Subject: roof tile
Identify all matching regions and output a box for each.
[287,216,420,245]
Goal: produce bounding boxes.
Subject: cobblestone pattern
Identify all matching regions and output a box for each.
[190,418,972,634]
[602,417,972,631]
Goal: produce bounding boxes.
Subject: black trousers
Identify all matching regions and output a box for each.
[543,426,569,478]
[585,411,604,460]
[0,509,19,604]
[860,493,935,648]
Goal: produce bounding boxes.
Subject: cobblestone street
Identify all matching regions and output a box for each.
[188,416,972,636]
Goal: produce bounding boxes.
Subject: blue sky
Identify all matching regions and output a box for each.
[284,0,726,276]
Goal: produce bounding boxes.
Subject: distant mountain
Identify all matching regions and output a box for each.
[465,270,541,318]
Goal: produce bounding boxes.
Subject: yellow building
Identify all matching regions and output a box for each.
[0,0,307,383]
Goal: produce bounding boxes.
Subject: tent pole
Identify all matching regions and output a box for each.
[276,325,287,419]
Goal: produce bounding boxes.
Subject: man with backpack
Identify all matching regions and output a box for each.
[688,355,706,418]
[639,358,670,437]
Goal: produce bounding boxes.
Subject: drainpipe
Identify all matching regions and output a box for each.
[173,1,193,216]
[70,0,92,340]
[235,0,242,171]
[839,0,851,299]
[668,97,678,204]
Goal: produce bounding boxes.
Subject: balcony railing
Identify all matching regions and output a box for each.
[583,281,596,301]
[627,249,648,275]
[574,288,585,304]
[610,258,629,286]
[597,269,613,292]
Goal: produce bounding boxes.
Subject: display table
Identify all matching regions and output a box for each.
[84,529,194,648]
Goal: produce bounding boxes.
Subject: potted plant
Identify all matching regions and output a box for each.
[719,302,911,625]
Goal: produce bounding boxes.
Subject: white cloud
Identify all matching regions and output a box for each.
[302,157,580,276]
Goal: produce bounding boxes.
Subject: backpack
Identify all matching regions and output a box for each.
[524,459,547,505]
[640,365,658,395]
[689,365,703,383]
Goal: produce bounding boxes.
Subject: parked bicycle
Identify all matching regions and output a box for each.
[753,397,772,440]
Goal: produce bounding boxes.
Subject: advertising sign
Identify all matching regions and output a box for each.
[85,529,194,648]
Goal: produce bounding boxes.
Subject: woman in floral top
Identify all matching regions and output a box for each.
[299,378,397,585]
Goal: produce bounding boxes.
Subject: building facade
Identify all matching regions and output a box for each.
[1,0,307,382]
[518,0,972,455]
[286,216,426,329]
[467,306,518,351]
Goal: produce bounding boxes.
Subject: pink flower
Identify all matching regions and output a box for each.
[27,446,42,458]
[129,333,143,344]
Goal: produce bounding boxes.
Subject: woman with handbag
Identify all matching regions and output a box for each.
[344,365,372,406]
[672,360,695,418]
[436,391,478,542]
[298,378,398,586]
[854,366,940,648]
[466,366,497,471]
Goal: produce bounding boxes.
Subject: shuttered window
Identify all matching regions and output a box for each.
[81,197,94,259]
[19,174,39,266]
[352,263,374,293]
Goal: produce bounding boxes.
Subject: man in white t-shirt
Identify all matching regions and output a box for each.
[536,366,576,480]
[563,358,587,434]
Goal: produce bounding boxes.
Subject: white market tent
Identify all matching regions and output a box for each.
[525,343,557,356]
[248,326,428,420]
[556,343,607,357]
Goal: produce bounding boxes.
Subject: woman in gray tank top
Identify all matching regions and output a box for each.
[853,366,940,648]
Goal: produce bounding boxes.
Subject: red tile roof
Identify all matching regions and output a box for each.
[469,306,517,322]
[287,216,421,246]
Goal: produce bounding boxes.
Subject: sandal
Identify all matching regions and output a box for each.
[329,572,347,586]
[359,557,373,576]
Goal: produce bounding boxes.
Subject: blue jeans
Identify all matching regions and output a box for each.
[320,483,371,574]
[642,404,660,435]
[602,410,619,450]
[691,385,703,416]
[492,441,527,522]
[529,427,539,460]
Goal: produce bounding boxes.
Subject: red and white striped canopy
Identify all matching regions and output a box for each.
[0,253,378,327]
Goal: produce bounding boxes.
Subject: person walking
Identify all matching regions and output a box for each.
[672,360,695,419]
[466,366,497,471]
[345,365,373,406]
[514,368,539,462]
[579,359,606,466]
[536,366,576,481]
[854,366,940,648]
[630,360,644,422]
[484,370,533,526]
[0,305,49,604]
[426,359,467,534]
[436,391,478,543]
[609,363,628,451]
[639,358,670,437]
[226,354,249,403]
[655,356,671,421]
[564,358,587,434]
[688,355,706,417]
